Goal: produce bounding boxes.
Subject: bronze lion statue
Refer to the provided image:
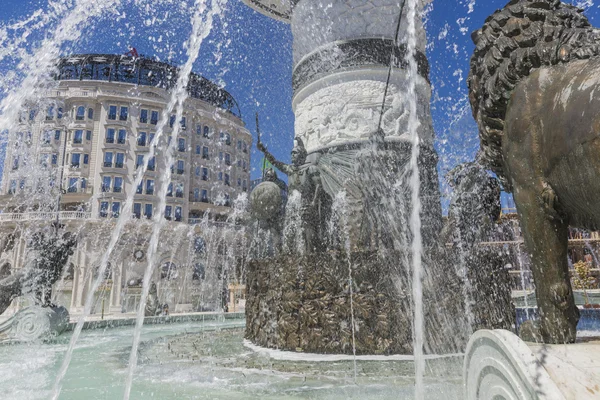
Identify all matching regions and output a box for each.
[468,0,600,343]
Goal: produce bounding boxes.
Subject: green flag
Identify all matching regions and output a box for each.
[261,157,273,175]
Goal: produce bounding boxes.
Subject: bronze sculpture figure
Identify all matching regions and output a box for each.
[468,0,600,343]
[257,135,331,253]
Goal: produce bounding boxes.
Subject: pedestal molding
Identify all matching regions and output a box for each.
[292,37,430,95]
[464,330,565,400]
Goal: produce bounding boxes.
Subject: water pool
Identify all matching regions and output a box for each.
[0,319,464,400]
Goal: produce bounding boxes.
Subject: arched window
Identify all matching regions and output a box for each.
[194,237,206,254]
[192,263,205,281]
[0,263,11,279]
[64,263,75,280]
[160,262,178,280]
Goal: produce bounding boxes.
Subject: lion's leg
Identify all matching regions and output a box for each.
[513,184,579,343]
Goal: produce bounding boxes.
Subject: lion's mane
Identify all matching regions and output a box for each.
[468,0,600,188]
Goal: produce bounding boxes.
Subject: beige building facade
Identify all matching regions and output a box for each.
[0,54,251,317]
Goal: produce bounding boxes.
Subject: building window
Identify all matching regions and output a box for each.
[150,110,158,125]
[86,130,92,141]
[106,128,115,143]
[117,129,127,144]
[165,205,172,220]
[88,107,94,120]
[57,107,63,119]
[133,203,142,219]
[196,124,202,135]
[219,152,223,161]
[242,180,247,192]
[224,173,230,186]
[104,152,113,168]
[40,154,49,168]
[148,156,156,171]
[71,153,81,168]
[149,132,155,145]
[144,203,153,219]
[180,117,186,129]
[174,206,182,222]
[175,183,184,198]
[68,178,78,193]
[113,177,123,193]
[146,179,154,195]
[225,153,231,166]
[169,115,175,128]
[138,132,147,146]
[237,140,242,150]
[81,178,87,190]
[177,160,184,175]
[115,153,125,168]
[55,130,61,141]
[112,202,121,218]
[73,130,83,144]
[119,106,128,121]
[178,138,185,152]
[202,146,209,159]
[8,180,17,194]
[113,176,123,193]
[136,181,143,194]
[243,160,247,171]
[201,189,208,203]
[100,201,109,218]
[140,109,148,124]
[167,182,173,197]
[237,159,242,168]
[195,145,200,155]
[136,155,144,169]
[225,194,230,206]
[195,166,200,176]
[46,105,55,121]
[237,178,241,187]
[203,126,210,138]
[218,172,223,181]
[11,156,19,170]
[40,130,51,145]
[101,176,111,192]
[243,142,247,153]
[76,106,85,121]
[83,154,89,165]
[193,188,200,201]
[202,168,209,181]
[108,105,117,120]
[51,153,58,165]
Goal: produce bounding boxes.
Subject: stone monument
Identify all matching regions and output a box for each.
[243,0,476,355]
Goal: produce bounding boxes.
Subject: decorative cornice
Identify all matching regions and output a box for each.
[292,38,430,94]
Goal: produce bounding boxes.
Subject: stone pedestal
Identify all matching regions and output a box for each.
[0,305,69,343]
[246,251,467,355]
[464,329,600,400]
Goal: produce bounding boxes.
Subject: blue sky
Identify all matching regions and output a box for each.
[1,0,599,208]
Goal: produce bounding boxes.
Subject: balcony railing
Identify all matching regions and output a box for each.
[0,211,92,222]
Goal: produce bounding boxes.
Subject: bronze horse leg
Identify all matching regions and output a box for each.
[504,90,580,343]
[512,183,579,343]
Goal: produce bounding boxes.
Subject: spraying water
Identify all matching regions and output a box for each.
[329,192,357,382]
[123,1,226,398]
[516,243,530,320]
[405,0,425,397]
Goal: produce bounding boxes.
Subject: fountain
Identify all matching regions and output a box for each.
[0,0,598,399]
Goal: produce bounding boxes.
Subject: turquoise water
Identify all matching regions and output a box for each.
[0,320,463,399]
